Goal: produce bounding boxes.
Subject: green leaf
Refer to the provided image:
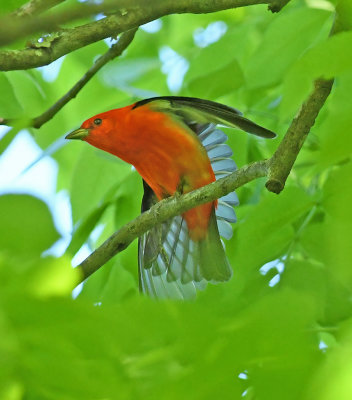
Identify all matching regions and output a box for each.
[245,7,331,89]
[69,145,134,222]
[323,161,352,221]
[280,260,327,318]
[112,171,143,229]
[0,72,23,118]
[25,256,79,298]
[0,0,26,15]
[188,60,244,99]
[306,320,352,400]
[0,194,60,256]
[320,162,352,285]
[0,127,20,155]
[99,260,138,304]
[102,57,161,87]
[336,0,352,31]
[6,70,46,117]
[185,27,244,86]
[76,258,115,302]
[315,71,352,168]
[66,201,110,256]
[229,186,314,274]
[281,30,352,120]
[300,221,328,264]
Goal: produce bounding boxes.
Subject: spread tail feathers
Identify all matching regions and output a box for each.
[138,122,238,300]
[138,201,232,299]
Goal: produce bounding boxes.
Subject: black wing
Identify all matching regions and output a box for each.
[133,96,276,139]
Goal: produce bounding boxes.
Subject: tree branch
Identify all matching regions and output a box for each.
[76,160,268,282]
[265,79,334,194]
[0,0,290,71]
[1,0,131,48]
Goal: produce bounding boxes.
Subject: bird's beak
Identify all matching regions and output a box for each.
[65,128,90,140]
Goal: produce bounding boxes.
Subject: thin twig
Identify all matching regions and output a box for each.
[32,29,138,129]
[0,29,137,129]
[76,161,269,282]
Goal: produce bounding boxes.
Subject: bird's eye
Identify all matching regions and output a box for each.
[94,118,102,126]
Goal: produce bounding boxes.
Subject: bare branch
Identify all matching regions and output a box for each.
[76,161,268,282]
[0,0,291,71]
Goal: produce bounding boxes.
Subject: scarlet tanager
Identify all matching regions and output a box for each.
[66,96,275,299]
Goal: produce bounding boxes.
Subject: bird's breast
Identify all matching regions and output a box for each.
[120,106,215,199]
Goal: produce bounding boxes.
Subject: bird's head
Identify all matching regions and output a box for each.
[65,111,117,151]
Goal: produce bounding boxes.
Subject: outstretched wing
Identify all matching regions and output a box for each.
[133,96,276,139]
[138,122,239,300]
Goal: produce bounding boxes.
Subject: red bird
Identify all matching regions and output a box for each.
[66,97,275,299]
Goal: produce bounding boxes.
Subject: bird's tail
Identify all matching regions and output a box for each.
[138,123,239,299]
[195,210,232,282]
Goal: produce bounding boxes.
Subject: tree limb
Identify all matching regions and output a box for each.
[0,0,131,48]
[0,0,291,71]
[76,161,268,282]
[265,79,334,194]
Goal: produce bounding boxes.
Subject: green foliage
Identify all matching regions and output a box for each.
[0,0,26,15]
[1,1,352,399]
[0,73,23,118]
[0,194,59,256]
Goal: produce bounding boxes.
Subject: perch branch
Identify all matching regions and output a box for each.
[76,161,268,281]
